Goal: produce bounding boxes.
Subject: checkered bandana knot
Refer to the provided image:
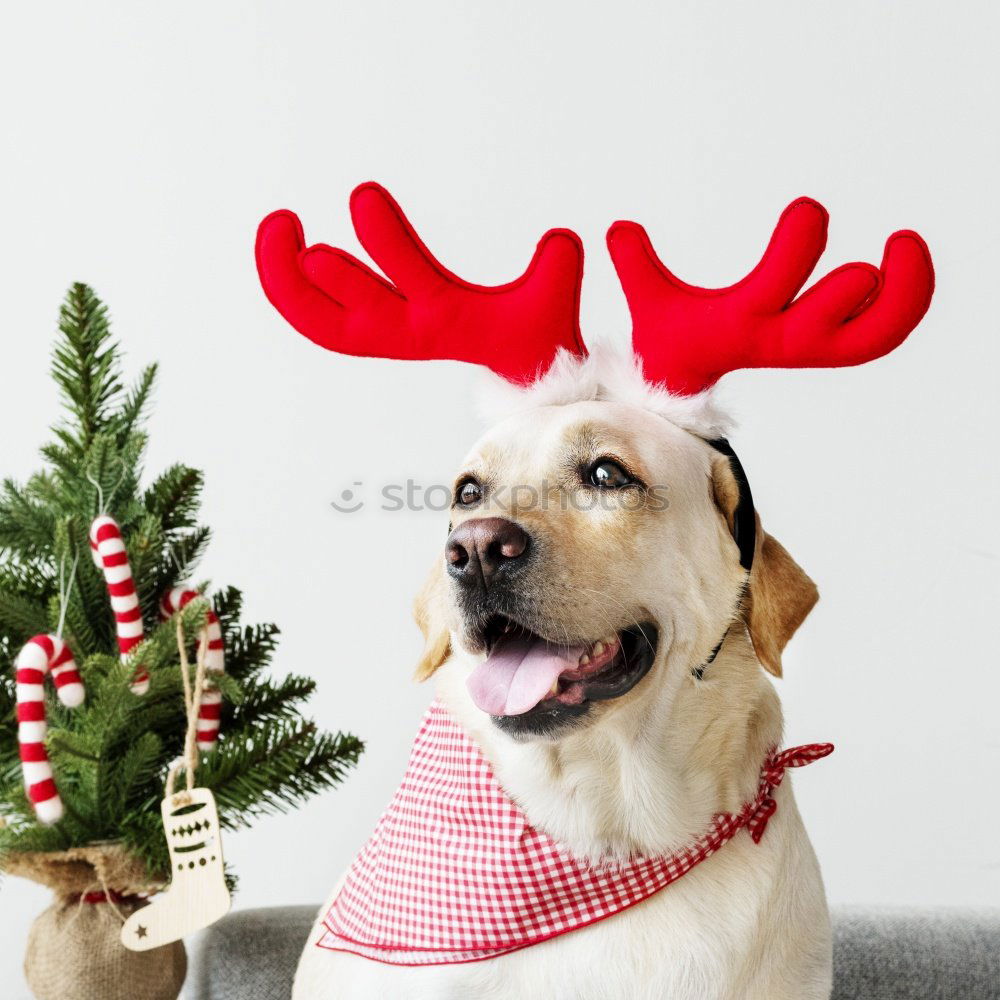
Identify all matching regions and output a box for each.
[318,702,833,966]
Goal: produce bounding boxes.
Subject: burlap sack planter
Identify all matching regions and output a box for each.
[4,844,186,1000]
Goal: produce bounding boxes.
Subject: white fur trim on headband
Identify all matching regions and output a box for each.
[477,345,735,441]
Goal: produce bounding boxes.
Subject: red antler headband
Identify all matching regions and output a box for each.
[255,183,585,385]
[255,185,934,396]
[608,199,935,395]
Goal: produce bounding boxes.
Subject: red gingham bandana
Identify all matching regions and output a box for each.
[318,702,833,966]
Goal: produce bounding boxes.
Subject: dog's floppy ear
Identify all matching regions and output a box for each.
[712,457,818,677]
[413,559,452,681]
[744,513,818,677]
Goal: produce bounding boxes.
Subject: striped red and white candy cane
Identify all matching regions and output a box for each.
[15,635,85,825]
[159,587,225,751]
[89,515,150,696]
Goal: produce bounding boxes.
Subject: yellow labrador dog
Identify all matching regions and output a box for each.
[294,352,828,1000]
[256,183,933,1000]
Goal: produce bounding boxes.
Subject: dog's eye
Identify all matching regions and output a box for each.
[456,478,483,506]
[587,459,633,489]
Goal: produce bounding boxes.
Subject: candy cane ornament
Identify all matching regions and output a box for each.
[159,588,225,751]
[15,635,85,825]
[89,515,150,696]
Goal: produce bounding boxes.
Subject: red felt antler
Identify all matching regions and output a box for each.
[256,182,587,384]
[607,198,935,396]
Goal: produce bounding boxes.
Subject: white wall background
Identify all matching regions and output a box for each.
[1,1,998,995]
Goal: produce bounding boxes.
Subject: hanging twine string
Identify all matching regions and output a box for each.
[165,619,209,805]
[85,467,127,517]
[85,472,105,517]
[69,866,131,926]
[56,547,80,640]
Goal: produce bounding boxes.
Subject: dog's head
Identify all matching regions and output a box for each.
[257,183,933,741]
[413,352,818,738]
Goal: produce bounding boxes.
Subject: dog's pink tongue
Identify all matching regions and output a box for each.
[467,634,587,716]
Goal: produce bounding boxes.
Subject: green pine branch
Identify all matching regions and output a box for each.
[201,721,364,829]
[51,283,121,455]
[221,674,316,731]
[116,363,158,446]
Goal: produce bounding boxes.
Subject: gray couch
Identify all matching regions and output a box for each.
[187,905,1000,999]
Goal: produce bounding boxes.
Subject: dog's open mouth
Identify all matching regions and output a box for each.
[467,615,659,729]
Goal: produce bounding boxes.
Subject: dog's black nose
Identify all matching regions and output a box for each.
[446,517,530,587]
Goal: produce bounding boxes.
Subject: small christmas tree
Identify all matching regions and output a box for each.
[0,283,362,884]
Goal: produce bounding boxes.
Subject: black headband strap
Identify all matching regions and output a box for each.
[706,437,756,573]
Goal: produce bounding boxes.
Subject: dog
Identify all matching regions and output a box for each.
[292,352,830,1000]
[255,183,933,1000]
